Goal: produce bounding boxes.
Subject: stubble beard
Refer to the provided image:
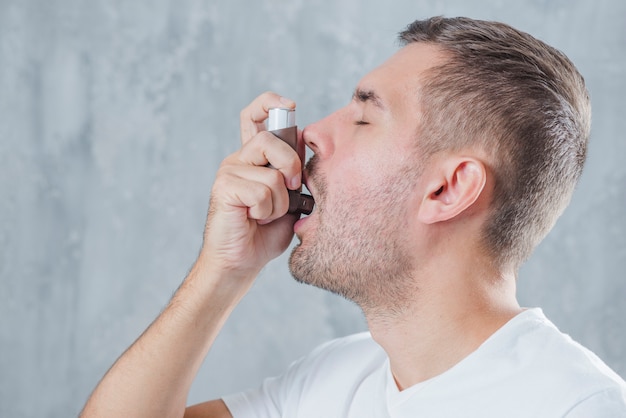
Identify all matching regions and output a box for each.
[289,158,419,317]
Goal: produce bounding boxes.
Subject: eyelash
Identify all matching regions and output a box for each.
[355,120,369,126]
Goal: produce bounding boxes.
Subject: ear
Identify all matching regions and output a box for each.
[417,157,487,224]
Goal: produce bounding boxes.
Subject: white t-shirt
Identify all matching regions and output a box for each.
[223,308,626,417]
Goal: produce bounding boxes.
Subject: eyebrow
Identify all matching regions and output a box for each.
[352,88,385,110]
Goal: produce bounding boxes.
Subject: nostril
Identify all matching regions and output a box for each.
[302,126,319,154]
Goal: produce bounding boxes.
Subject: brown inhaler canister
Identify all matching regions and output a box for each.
[268,108,315,215]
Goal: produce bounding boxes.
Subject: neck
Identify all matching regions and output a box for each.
[364,255,521,391]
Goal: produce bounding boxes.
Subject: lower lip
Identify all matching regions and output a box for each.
[294,214,312,234]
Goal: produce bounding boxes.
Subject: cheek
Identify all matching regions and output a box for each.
[322,133,416,213]
[330,147,392,192]
[326,164,409,221]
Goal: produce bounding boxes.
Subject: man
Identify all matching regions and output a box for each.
[81,17,626,417]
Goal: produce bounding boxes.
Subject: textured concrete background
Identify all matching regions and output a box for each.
[0,0,624,416]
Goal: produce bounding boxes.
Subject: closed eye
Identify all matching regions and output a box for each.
[355,120,369,126]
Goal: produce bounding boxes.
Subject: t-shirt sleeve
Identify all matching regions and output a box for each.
[221,338,339,418]
[220,333,375,418]
[564,387,626,418]
[221,357,304,418]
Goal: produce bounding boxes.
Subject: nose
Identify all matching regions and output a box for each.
[302,111,338,158]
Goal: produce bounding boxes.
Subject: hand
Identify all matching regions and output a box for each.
[200,92,302,280]
[80,95,302,418]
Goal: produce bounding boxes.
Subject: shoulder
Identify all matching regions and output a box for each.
[308,331,380,356]
[515,309,624,385]
[296,331,385,375]
[423,309,626,417]
[221,332,387,418]
[497,308,626,413]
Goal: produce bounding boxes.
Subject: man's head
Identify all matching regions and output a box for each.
[289,17,590,311]
[399,17,591,270]
[290,42,448,314]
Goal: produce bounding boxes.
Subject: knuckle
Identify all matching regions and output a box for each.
[246,183,272,206]
[221,152,241,167]
[260,184,273,201]
[251,189,273,219]
[211,170,234,194]
[257,130,276,144]
[261,90,278,101]
[267,168,285,187]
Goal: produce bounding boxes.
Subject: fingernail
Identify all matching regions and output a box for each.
[280,96,296,108]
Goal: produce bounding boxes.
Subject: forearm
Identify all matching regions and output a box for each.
[81,92,298,417]
[80,256,254,418]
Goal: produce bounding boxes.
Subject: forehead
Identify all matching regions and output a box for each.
[356,43,447,116]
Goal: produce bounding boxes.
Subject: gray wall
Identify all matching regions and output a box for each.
[1,0,624,416]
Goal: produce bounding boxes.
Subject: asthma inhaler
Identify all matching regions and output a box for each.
[268,108,315,215]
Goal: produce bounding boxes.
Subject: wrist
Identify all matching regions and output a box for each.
[178,252,260,313]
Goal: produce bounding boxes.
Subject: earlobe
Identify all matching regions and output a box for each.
[417,158,487,224]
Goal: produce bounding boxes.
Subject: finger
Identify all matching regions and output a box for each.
[219,167,290,222]
[240,92,296,144]
[237,131,302,190]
